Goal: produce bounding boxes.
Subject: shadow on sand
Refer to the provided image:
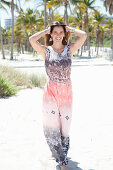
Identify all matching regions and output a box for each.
[56,157,83,170]
[68,157,83,170]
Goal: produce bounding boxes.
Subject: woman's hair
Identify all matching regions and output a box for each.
[45,21,70,46]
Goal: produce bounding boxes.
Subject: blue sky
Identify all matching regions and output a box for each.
[0,0,112,27]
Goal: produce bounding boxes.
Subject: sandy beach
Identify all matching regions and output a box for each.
[0,55,113,170]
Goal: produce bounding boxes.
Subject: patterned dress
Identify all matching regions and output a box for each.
[42,45,73,166]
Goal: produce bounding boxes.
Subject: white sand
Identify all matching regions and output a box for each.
[0,56,113,170]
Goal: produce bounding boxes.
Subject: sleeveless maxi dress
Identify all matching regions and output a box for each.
[42,45,73,166]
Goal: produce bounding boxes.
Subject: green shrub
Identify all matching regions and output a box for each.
[0,75,18,98]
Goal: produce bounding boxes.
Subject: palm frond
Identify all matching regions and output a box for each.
[1,0,10,7]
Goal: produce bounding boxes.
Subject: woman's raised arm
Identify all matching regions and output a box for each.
[66,26,87,58]
[29,28,50,59]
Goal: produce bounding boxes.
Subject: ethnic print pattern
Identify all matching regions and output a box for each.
[45,45,71,84]
[42,44,72,166]
[43,128,70,165]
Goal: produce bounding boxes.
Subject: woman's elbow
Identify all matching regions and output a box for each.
[29,37,36,46]
[83,32,87,41]
[84,32,87,38]
[29,36,33,43]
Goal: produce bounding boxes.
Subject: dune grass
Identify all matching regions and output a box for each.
[29,73,46,88]
[0,65,47,97]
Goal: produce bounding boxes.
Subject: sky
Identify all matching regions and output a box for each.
[0,0,112,28]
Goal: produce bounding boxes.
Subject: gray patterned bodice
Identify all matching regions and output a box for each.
[45,45,71,83]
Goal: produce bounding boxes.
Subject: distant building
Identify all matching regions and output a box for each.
[105,16,113,21]
[4,17,16,29]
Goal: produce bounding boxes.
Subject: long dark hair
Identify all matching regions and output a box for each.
[45,21,70,46]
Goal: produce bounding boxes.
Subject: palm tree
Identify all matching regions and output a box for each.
[10,0,20,60]
[10,0,14,60]
[71,9,85,56]
[103,0,113,15]
[40,0,50,28]
[64,0,69,25]
[14,21,25,54]
[44,0,47,28]
[106,18,113,60]
[93,11,105,55]
[2,28,9,45]
[25,0,49,28]
[0,0,10,59]
[46,0,61,23]
[71,0,96,57]
[0,20,5,59]
[16,9,39,52]
[98,25,106,48]
[31,0,71,25]
[16,9,29,52]
[47,0,71,25]
[107,19,113,50]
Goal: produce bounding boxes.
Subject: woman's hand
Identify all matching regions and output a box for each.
[65,26,75,33]
[65,26,71,32]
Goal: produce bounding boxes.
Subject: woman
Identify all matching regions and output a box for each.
[29,21,87,170]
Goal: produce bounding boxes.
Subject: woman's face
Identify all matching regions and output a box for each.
[51,26,65,43]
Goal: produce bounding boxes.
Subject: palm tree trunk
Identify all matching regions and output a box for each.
[85,11,90,57]
[96,37,99,56]
[64,2,69,25]
[48,8,51,23]
[111,32,113,49]
[27,34,30,52]
[97,41,99,56]
[95,29,98,52]
[25,38,27,51]
[80,46,83,56]
[44,0,47,28]
[0,21,5,59]
[21,43,24,54]
[10,0,14,60]
[96,25,99,56]
[111,32,113,60]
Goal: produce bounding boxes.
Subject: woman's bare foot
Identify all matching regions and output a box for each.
[60,165,68,170]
